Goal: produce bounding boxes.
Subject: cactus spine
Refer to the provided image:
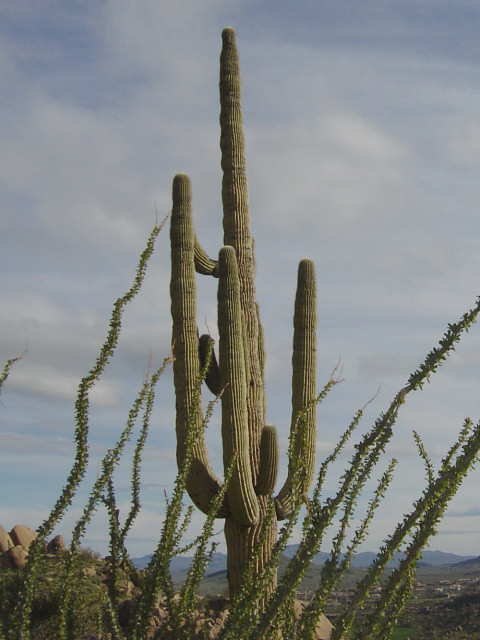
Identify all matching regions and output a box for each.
[170,27,317,599]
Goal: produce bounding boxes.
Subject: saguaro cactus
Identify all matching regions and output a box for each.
[170,27,317,599]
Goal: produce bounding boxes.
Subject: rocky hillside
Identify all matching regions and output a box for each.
[0,523,65,569]
[0,525,333,639]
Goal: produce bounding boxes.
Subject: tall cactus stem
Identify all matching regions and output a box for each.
[170,29,318,602]
[218,245,259,525]
[220,27,252,254]
[219,27,265,478]
[170,173,223,514]
[275,259,317,519]
[225,495,277,599]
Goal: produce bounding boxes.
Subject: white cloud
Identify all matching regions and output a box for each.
[449,117,480,168]
[0,431,73,455]
[248,111,409,236]
[6,366,82,403]
[1,1,480,557]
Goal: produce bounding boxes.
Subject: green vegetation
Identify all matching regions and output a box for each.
[397,578,480,639]
[0,550,108,640]
[1,26,480,640]
[392,628,420,639]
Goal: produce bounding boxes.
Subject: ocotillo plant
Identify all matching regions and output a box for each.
[170,27,317,599]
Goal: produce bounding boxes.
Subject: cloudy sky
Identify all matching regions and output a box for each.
[1,1,480,559]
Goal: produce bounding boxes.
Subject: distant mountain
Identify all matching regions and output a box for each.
[452,555,480,567]
[132,547,477,581]
[131,554,160,570]
[278,545,476,568]
[132,552,228,582]
[421,550,477,566]
[281,546,330,565]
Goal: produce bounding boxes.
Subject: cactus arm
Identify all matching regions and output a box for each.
[194,236,219,276]
[275,259,317,520]
[256,425,279,495]
[170,173,224,515]
[198,334,222,395]
[218,245,260,525]
[291,259,317,489]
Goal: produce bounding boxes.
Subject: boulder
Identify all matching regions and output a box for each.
[292,600,333,639]
[9,525,37,550]
[0,525,13,553]
[5,544,28,569]
[133,594,333,640]
[1,550,11,569]
[81,565,97,578]
[47,534,66,554]
[314,613,334,639]
[118,579,134,597]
